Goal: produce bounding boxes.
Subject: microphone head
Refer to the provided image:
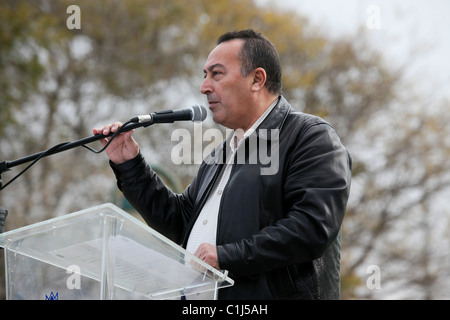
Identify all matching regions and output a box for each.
[191,105,207,122]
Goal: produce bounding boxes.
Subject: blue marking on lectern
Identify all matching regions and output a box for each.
[45,291,59,300]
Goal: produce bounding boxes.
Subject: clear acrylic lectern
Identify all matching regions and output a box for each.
[0,203,233,300]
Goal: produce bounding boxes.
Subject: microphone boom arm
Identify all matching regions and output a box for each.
[0,120,151,175]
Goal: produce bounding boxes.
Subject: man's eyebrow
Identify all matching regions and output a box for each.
[203,63,226,73]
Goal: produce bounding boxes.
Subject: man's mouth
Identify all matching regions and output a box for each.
[208,101,219,108]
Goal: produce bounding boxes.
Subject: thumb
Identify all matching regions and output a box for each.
[122,129,135,141]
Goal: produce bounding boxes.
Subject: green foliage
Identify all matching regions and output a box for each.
[0,2,44,136]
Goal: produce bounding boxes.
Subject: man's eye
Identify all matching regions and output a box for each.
[203,71,223,79]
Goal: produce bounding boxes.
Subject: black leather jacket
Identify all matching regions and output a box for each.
[111,96,352,299]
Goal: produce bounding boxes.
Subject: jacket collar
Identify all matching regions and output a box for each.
[257,95,291,133]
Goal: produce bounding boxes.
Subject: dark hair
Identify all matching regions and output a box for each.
[217,29,282,95]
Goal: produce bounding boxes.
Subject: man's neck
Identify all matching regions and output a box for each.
[241,95,279,132]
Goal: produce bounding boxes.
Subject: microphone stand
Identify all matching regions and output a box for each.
[0,176,7,234]
[0,120,153,232]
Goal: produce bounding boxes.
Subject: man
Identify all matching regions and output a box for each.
[94,29,352,299]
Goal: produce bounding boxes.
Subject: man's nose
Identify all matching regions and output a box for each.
[200,77,212,95]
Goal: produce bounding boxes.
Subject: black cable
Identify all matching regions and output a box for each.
[81,120,133,153]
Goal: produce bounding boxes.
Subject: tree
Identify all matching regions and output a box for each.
[1,0,449,300]
[0,2,46,137]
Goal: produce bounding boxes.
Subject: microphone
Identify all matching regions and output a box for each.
[131,105,207,124]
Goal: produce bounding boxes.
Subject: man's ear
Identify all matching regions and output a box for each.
[251,67,267,92]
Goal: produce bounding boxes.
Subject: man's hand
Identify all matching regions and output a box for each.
[194,243,220,270]
[93,122,140,164]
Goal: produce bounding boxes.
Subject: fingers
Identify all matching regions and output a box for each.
[193,243,220,270]
[92,121,137,155]
[93,122,123,136]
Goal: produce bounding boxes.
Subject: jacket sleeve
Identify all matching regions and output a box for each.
[110,153,196,244]
[217,120,352,277]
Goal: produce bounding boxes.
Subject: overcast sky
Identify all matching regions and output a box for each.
[259,0,450,102]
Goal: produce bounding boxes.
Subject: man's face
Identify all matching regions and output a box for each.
[201,39,255,130]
